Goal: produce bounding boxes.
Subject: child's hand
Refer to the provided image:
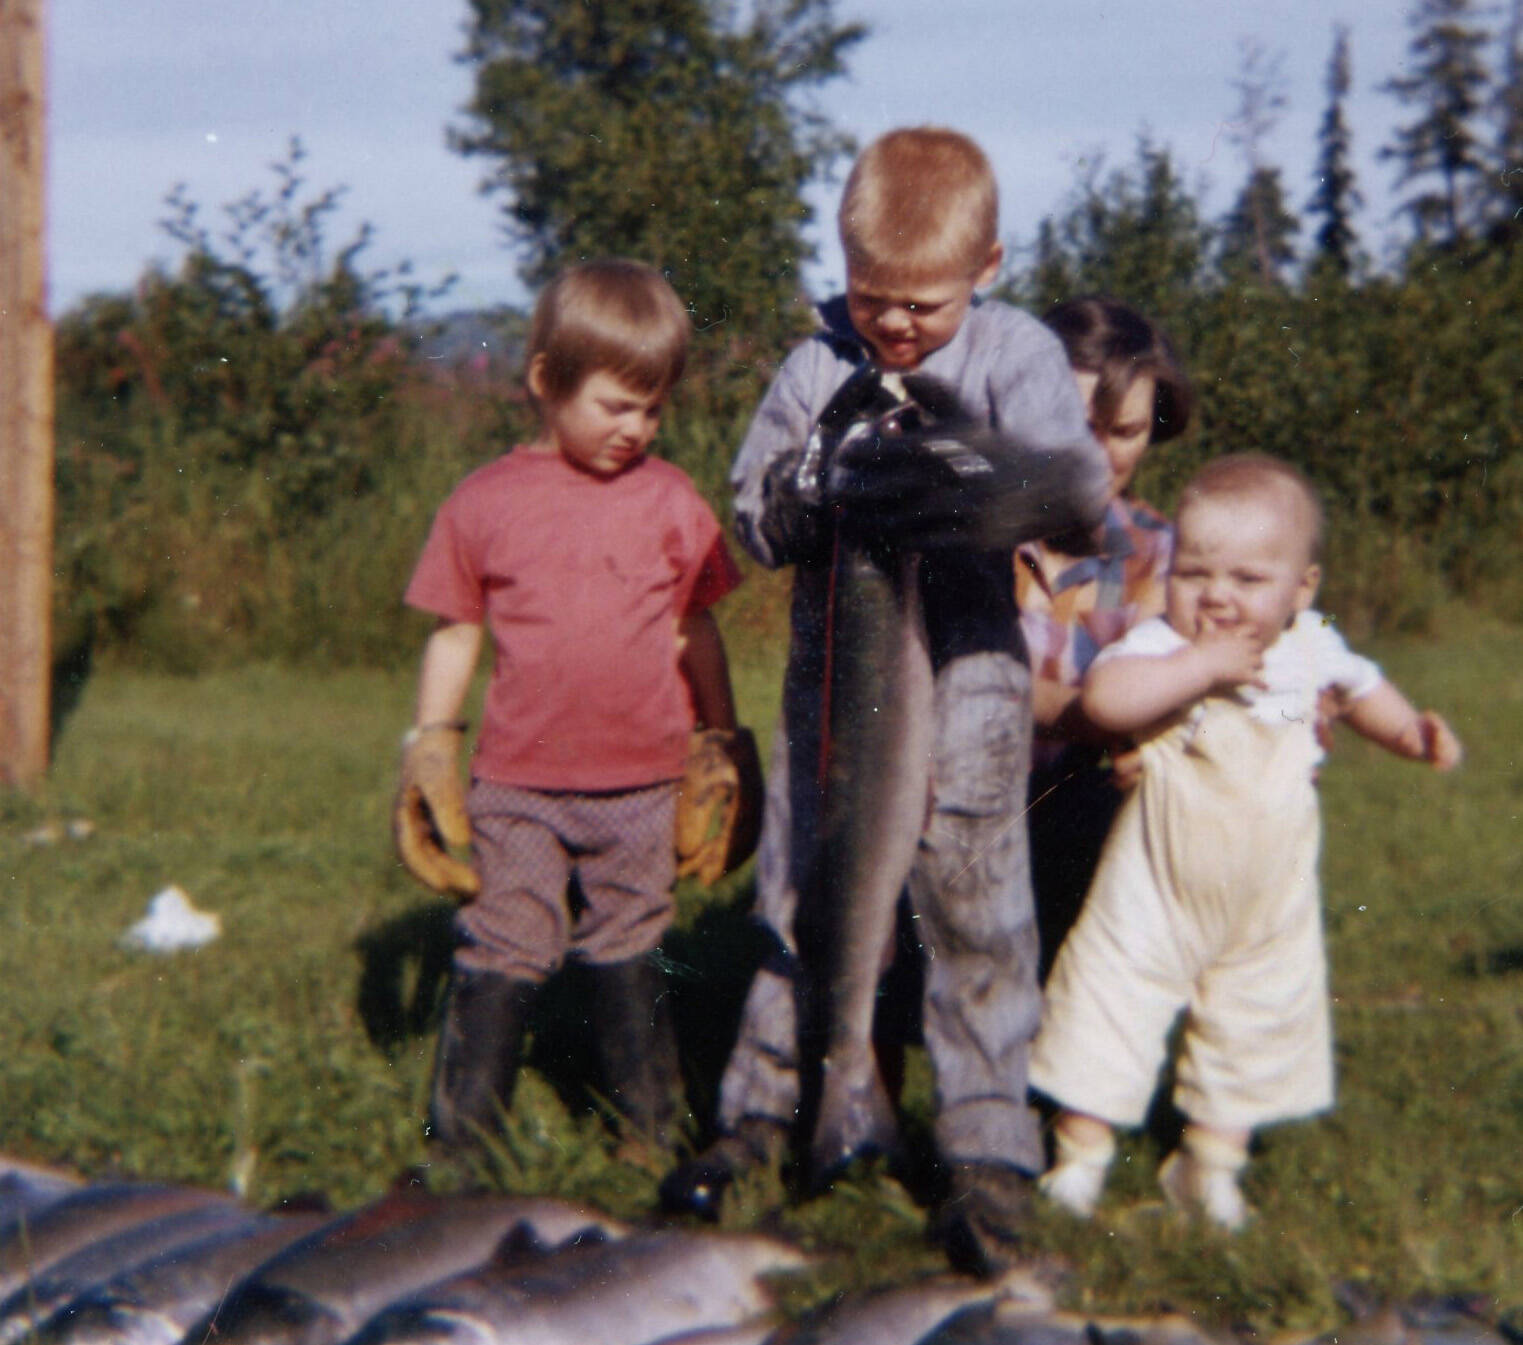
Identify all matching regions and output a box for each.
[1192,625,1265,691]
[1415,710,1463,771]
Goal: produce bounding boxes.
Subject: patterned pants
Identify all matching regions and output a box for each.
[455,779,678,981]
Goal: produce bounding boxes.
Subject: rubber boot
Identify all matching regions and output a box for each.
[930,1160,1038,1279]
[588,955,685,1146]
[426,967,539,1151]
[657,1116,790,1222]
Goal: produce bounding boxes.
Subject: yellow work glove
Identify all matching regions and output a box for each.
[393,721,481,897]
[675,727,764,887]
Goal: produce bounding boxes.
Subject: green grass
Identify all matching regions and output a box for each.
[0,601,1518,1328]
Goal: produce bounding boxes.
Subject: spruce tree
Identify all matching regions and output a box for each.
[1381,0,1493,247]
[1008,138,1208,321]
[450,0,864,354]
[1219,166,1300,285]
[1493,0,1523,232]
[1221,40,1297,285]
[1307,25,1364,279]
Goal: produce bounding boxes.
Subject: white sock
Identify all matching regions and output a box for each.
[1038,1125,1116,1217]
[1159,1127,1251,1230]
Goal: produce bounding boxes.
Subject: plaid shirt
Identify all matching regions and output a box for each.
[1016,497,1173,764]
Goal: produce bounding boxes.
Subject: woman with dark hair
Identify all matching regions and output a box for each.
[1020,296,1194,977]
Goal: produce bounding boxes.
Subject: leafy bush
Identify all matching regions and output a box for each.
[52,144,489,672]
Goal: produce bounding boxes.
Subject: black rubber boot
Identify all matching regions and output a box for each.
[588,955,685,1144]
[426,967,539,1151]
[657,1116,789,1221]
[929,1160,1038,1279]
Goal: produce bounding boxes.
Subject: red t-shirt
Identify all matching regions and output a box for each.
[405,448,741,791]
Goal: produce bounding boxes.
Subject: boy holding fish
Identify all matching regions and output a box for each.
[394,259,748,1156]
[663,127,1109,1274]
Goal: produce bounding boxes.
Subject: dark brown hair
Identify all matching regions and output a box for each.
[1043,296,1193,444]
[526,259,691,406]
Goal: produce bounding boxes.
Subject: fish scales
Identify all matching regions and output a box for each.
[30,1211,328,1345]
[774,1265,1052,1345]
[344,1228,805,1345]
[0,1182,233,1303]
[184,1191,625,1345]
[0,1170,79,1229]
[0,1199,254,1345]
[803,537,936,1179]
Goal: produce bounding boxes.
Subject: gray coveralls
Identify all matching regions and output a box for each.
[721,297,1109,1174]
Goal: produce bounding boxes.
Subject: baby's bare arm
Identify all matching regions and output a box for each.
[1342,679,1463,770]
[1082,627,1263,736]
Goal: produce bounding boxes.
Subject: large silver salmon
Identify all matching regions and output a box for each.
[346,1227,805,1345]
[773,1264,1052,1345]
[29,1210,327,1345]
[0,1199,255,1345]
[183,1191,626,1345]
[801,535,935,1181]
[0,1182,234,1303]
[0,1167,79,1229]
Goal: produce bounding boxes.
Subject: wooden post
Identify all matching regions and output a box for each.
[0,0,53,788]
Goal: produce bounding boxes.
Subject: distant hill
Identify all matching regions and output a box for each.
[409,307,526,375]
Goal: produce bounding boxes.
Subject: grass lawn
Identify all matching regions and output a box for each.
[0,596,1518,1329]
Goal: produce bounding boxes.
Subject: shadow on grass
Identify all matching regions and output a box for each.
[50,629,95,746]
[661,880,771,1134]
[354,901,456,1055]
[1462,945,1523,976]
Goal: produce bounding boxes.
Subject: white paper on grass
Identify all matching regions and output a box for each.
[119,885,221,952]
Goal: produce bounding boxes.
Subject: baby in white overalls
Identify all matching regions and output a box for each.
[1029,453,1462,1229]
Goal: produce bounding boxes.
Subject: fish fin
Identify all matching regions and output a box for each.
[489,1220,554,1268]
[265,1189,333,1214]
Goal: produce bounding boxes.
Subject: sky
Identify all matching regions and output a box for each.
[47,1,1439,318]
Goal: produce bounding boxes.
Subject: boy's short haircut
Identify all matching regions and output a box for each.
[838,126,999,283]
[526,259,691,405]
[1178,453,1326,562]
[1043,296,1194,444]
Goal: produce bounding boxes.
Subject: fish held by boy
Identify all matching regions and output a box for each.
[798,367,1106,1183]
[345,1226,805,1345]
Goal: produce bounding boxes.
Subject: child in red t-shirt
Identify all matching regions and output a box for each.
[395,259,745,1154]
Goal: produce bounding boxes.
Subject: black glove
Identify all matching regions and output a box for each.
[826,372,1105,552]
[754,365,909,566]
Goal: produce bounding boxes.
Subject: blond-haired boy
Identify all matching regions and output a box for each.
[1031,454,1461,1229]
[662,127,1109,1274]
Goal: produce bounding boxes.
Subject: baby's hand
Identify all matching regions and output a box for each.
[1192,624,1265,690]
[1415,711,1463,771]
